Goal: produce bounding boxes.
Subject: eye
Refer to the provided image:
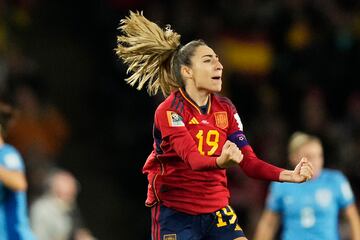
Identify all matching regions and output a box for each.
[203,59,211,63]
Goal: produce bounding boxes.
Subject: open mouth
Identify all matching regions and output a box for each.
[211,76,222,80]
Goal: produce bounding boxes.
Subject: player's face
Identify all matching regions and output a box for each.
[291,141,324,177]
[188,45,223,93]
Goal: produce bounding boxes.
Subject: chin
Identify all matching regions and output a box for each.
[212,84,222,93]
[209,88,221,93]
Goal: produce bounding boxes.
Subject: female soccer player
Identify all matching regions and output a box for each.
[254,132,360,240]
[116,11,314,240]
[0,102,35,239]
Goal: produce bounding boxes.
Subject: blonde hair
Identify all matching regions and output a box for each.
[288,132,321,157]
[115,11,182,96]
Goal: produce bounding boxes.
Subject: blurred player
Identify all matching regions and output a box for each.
[254,132,360,240]
[0,102,35,239]
[116,11,314,240]
[30,169,96,240]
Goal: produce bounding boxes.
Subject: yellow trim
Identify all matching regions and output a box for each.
[179,88,211,114]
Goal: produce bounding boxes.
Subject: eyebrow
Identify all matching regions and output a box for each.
[201,54,219,59]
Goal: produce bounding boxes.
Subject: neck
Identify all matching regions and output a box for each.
[185,86,209,106]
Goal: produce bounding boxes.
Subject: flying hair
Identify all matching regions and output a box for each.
[115,11,182,96]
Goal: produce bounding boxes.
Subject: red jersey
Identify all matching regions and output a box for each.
[143,88,282,215]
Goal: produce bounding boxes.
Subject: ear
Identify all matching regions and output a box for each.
[180,65,193,80]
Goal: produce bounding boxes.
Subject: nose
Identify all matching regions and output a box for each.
[215,60,223,70]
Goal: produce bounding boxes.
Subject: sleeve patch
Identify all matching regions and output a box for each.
[234,113,243,131]
[228,131,249,148]
[166,111,185,127]
[341,182,353,201]
[4,153,22,170]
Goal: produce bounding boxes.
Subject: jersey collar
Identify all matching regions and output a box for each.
[179,88,211,114]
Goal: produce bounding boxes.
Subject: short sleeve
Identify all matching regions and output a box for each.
[334,172,354,209]
[266,182,283,213]
[3,152,24,171]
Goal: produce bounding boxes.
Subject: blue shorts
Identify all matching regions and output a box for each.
[151,204,246,240]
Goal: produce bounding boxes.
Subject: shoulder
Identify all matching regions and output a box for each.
[156,91,184,113]
[0,144,24,169]
[213,94,236,110]
[270,181,287,192]
[1,144,17,153]
[321,169,346,181]
[320,169,351,190]
[270,181,297,194]
[31,196,57,214]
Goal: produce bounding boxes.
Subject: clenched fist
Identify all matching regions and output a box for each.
[216,140,243,169]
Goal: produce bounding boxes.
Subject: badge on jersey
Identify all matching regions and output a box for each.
[315,188,332,207]
[341,182,353,200]
[214,112,228,129]
[163,234,177,240]
[4,153,22,170]
[167,111,185,127]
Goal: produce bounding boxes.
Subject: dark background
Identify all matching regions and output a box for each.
[1,0,360,239]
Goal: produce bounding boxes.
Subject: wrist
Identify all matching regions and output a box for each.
[279,170,294,182]
[215,157,224,169]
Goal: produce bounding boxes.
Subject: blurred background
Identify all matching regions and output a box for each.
[1,0,360,239]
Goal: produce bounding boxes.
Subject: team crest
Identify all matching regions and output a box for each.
[214,112,228,129]
[163,234,177,240]
[315,188,332,207]
[167,111,185,127]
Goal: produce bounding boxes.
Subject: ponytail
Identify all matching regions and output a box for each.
[115,11,182,96]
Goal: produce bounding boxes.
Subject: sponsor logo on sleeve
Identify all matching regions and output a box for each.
[166,111,185,127]
[341,182,354,200]
[4,154,21,169]
[214,112,228,129]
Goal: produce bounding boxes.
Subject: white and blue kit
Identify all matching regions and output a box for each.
[0,144,35,240]
[267,169,355,240]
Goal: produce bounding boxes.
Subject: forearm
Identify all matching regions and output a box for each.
[279,170,297,182]
[254,211,279,240]
[169,133,219,171]
[345,204,360,240]
[0,167,27,191]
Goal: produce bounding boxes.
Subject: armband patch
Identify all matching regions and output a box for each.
[228,131,249,148]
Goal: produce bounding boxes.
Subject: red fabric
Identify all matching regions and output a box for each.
[142,89,282,214]
[240,145,283,181]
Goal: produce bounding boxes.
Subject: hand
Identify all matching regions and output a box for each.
[216,140,243,169]
[279,157,314,183]
[291,157,314,183]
